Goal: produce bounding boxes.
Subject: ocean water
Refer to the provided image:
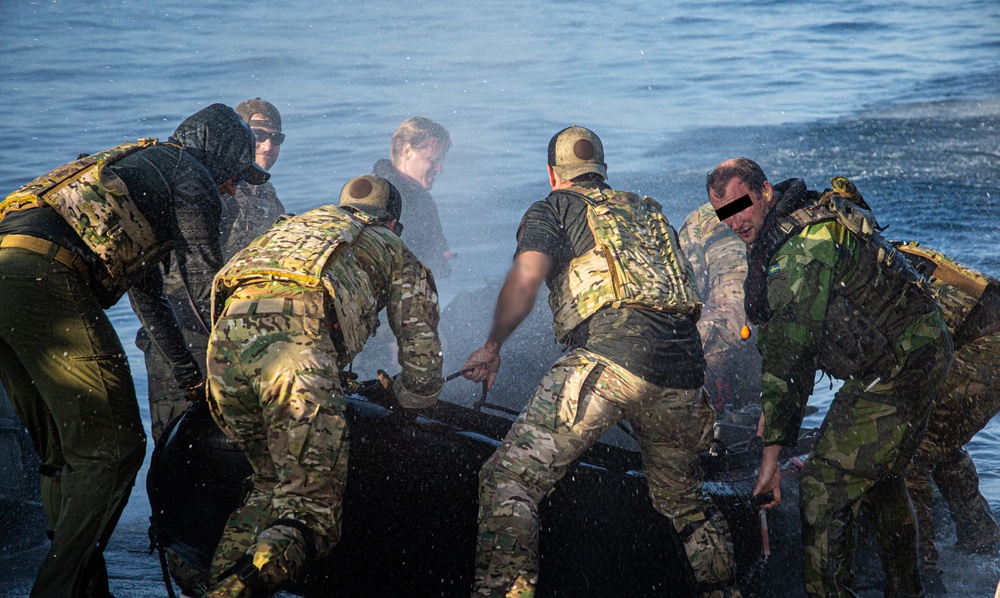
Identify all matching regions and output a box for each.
[1,0,998,595]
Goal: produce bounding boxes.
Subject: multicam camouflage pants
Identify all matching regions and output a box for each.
[905,332,1000,572]
[206,291,347,586]
[473,348,740,598]
[801,335,952,598]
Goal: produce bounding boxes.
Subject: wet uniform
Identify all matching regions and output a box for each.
[677,202,761,410]
[894,241,1000,573]
[747,179,953,597]
[474,180,741,598]
[0,103,253,597]
[205,204,441,594]
[138,178,285,443]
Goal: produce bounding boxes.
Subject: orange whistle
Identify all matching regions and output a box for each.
[740,325,751,340]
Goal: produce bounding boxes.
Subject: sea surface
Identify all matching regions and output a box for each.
[1,0,998,595]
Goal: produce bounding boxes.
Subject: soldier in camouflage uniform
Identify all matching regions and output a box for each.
[891,241,1000,579]
[0,103,265,597]
[707,158,953,597]
[137,98,287,447]
[204,174,442,597]
[677,203,761,411]
[463,126,741,598]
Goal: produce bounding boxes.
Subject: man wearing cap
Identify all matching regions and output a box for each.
[0,103,265,597]
[462,126,742,598]
[136,98,288,448]
[705,158,952,597]
[204,174,442,597]
[225,98,286,260]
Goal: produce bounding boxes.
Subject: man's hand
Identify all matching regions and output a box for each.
[753,444,782,509]
[184,378,207,403]
[462,341,501,390]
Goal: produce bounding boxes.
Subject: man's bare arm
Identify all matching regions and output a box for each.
[463,250,552,388]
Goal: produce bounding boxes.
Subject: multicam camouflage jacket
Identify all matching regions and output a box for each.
[547,185,702,344]
[677,202,749,359]
[748,179,945,446]
[213,204,442,397]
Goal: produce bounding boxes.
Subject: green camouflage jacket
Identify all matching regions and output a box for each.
[754,182,946,446]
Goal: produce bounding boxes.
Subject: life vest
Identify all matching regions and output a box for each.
[745,180,935,379]
[0,138,177,298]
[895,240,1000,348]
[212,205,381,357]
[547,186,702,344]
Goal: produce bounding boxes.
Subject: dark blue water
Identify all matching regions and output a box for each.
[1,0,998,594]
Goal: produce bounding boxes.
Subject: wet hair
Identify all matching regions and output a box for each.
[390,116,452,163]
[705,157,768,198]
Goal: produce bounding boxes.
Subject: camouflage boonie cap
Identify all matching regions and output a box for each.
[339,174,402,222]
[548,125,606,181]
[235,98,282,131]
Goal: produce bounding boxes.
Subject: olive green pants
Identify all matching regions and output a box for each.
[0,248,146,597]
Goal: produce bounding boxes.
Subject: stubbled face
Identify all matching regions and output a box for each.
[250,114,282,171]
[396,141,446,190]
[708,177,772,245]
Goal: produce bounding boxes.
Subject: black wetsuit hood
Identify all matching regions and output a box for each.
[169,103,266,186]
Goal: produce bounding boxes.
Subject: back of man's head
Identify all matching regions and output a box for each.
[339,174,402,223]
[170,103,269,186]
[548,126,607,182]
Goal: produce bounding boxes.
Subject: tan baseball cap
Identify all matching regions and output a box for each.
[339,175,402,222]
[235,98,282,131]
[547,125,606,181]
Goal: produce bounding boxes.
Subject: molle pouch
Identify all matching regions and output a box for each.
[535,354,601,433]
[818,295,892,380]
[284,395,322,461]
[299,291,327,338]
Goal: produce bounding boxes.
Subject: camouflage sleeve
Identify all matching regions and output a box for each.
[676,207,710,298]
[758,222,845,446]
[677,205,744,360]
[387,246,443,404]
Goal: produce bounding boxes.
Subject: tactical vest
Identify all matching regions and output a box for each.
[548,186,702,344]
[0,138,176,299]
[746,186,935,379]
[895,240,1000,348]
[212,206,381,357]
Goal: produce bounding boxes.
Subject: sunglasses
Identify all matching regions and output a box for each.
[252,129,285,145]
[714,193,754,221]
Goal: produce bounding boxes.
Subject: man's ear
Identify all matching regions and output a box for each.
[546,164,558,189]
